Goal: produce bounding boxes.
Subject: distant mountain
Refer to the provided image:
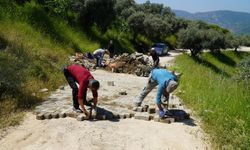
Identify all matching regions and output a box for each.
[173,10,250,35]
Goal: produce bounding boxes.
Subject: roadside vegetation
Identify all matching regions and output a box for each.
[175,51,250,149]
[1,0,250,148]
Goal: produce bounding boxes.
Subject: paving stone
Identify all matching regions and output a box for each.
[112,112,120,119]
[91,111,96,119]
[136,107,143,112]
[132,107,137,111]
[44,113,52,119]
[154,115,160,122]
[77,114,85,121]
[119,90,127,95]
[52,112,59,119]
[134,113,150,121]
[36,113,45,120]
[159,118,175,124]
[156,109,159,115]
[130,112,135,117]
[125,113,131,118]
[142,105,149,112]
[107,81,115,86]
[59,112,66,118]
[119,113,126,119]
[147,107,156,114]
[149,115,154,120]
[66,111,79,118]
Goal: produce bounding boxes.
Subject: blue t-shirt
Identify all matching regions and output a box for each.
[151,69,176,104]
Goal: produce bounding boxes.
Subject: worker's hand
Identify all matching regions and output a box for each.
[84,111,90,119]
[159,110,165,118]
[90,108,97,119]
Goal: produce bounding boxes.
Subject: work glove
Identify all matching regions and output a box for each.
[159,110,165,118]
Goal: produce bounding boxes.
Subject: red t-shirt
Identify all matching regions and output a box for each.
[67,64,98,99]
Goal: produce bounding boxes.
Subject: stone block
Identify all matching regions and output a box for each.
[159,118,175,124]
[147,107,156,114]
[36,113,45,120]
[119,113,126,119]
[130,112,135,117]
[136,107,143,112]
[44,113,52,119]
[77,114,85,121]
[154,115,160,122]
[107,81,115,86]
[119,90,127,95]
[155,109,159,115]
[112,112,120,119]
[67,111,79,118]
[59,112,66,118]
[132,107,137,111]
[52,112,59,119]
[142,105,149,112]
[125,113,131,118]
[149,115,154,120]
[134,113,150,121]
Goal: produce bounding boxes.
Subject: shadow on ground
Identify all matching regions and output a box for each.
[168,109,196,126]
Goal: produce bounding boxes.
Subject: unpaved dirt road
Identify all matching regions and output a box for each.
[0,51,210,150]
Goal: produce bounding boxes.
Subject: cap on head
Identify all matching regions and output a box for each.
[89,79,100,90]
[165,80,178,93]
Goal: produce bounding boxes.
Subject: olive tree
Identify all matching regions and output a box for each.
[203,29,226,53]
[114,0,136,18]
[178,27,206,56]
[143,14,171,41]
[127,11,145,40]
[82,0,116,30]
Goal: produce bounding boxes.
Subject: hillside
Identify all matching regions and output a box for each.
[174,10,250,35]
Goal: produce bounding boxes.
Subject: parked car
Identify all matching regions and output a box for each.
[151,43,168,55]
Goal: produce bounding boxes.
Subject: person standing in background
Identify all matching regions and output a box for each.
[107,40,115,58]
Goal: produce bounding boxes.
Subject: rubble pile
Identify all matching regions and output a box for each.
[69,52,154,77]
[68,53,96,71]
[106,52,154,77]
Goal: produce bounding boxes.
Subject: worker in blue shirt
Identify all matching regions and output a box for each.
[134,68,178,118]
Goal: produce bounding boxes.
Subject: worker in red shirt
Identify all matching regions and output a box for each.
[63,64,100,118]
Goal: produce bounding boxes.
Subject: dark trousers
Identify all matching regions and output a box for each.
[63,68,79,109]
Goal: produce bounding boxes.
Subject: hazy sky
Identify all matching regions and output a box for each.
[135,0,250,13]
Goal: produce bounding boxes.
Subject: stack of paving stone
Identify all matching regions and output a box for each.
[35,86,190,124]
[35,101,189,124]
[132,105,181,124]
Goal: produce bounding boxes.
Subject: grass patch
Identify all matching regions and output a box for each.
[0,1,101,129]
[175,51,250,149]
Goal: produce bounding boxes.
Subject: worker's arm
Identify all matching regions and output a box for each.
[92,89,98,109]
[78,98,90,117]
[156,83,164,110]
[78,81,90,118]
[154,58,159,68]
